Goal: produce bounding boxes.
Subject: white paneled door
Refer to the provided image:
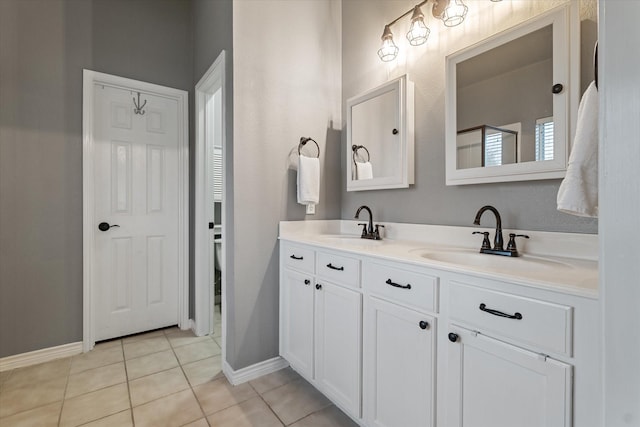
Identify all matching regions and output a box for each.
[92,84,181,341]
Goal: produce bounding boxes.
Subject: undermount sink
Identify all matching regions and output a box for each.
[318,234,384,246]
[412,248,574,272]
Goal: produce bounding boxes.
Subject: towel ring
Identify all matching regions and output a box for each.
[298,137,320,158]
[352,145,370,164]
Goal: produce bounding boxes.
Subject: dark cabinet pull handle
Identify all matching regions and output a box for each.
[316,284,322,290]
[290,255,303,260]
[479,303,522,320]
[448,333,459,343]
[326,263,344,271]
[419,321,429,330]
[98,222,120,232]
[304,279,310,285]
[385,279,411,290]
[552,83,564,94]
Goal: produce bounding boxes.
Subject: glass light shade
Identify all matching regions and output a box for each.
[378,25,399,62]
[406,6,430,46]
[441,0,468,27]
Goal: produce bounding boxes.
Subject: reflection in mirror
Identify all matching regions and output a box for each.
[350,89,398,180]
[347,75,414,191]
[445,3,578,185]
[456,25,552,169]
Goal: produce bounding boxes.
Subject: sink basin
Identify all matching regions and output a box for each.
[412,248,574,273]
[318,234,384,247]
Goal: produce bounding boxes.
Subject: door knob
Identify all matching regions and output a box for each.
[98,222,120,232]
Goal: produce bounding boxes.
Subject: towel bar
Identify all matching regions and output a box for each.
[298,137,320,158]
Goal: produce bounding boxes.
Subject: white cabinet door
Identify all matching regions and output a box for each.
[315,281,362,418]
[445,325,573,427]
[281,269,315,379]
[363,296,435,427]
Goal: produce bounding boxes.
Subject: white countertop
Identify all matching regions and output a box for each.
[280,220,599,299]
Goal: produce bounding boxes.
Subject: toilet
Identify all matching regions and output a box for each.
[213,224,222,271]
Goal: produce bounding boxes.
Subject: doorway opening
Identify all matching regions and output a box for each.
[195,51,227,357]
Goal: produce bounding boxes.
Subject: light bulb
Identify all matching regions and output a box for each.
[406,5,430,46]
[377,25,399,62]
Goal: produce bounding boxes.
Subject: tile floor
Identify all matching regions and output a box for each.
[0,318,357,426]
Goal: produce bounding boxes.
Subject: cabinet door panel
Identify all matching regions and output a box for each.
[281,269,314,379]
[364,296,435,427]
[445,325,572,427]
[315,281,362,418]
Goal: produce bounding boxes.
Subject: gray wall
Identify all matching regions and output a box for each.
[230,0,342,370]
[0,0,193,358]
[340,0,598,234]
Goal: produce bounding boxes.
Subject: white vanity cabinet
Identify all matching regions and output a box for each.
[279,242,362,420]
[362,260,438,427]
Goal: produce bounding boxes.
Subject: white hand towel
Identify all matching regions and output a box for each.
[355,161,373,180]
[557,81,599,217]
[297,155,320,205]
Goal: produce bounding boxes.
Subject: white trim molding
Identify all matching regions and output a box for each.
[0,342,83,372]
[82,70,189,352]
[223,356,289,386]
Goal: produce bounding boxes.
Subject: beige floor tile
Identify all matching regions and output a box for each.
[132,389,203,427]
[182,356,223,387]
[289,405,358,427]
[182,419,209,427]
[262,379,331,425]
[163,326,181,335]
[93,339,122,351]
[78,409,132,427]
[70,346,123,374]
[174,340,221,365]
[123,336,170,360]
[249,367,300,395]
[125,349,179,380]
[0,370,12,387]
[1,357,71,390]
[65,362,126,398]
[122,329,166,343]
[166,329,211,348]
[0,375,66,418]
[207,397,283,427]
[0,401,62,427]
[129,367,190,407]
[59,383,130,427]
[192,377,257,415]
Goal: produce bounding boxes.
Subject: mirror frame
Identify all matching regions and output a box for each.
[445,3,579,186]
[346,75,414,191]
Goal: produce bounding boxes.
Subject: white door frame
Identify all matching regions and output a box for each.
[82,70,189,352]
[194,51,227,342]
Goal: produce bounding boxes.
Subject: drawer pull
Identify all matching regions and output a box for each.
[419,321,429,330]
[316,284,322,290]
[479,303,523,320]
[448,333,459,343]
[304,279,310,285]
[290,255,304,260]
[385,278,411,290]
[326,263,344,271]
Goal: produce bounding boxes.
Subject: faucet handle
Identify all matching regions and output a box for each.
[506,233,530,253]
[472,231,491,250]
[374,224,385,240]
[357,223,368,237]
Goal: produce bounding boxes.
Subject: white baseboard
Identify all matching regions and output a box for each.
[223,356,289,386]
[0,342,83,372]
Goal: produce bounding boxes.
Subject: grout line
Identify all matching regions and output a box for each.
[119,339,135,426]
[56,357,72,426]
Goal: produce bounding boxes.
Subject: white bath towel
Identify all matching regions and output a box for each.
[297,155,320,205]
[355,161,373,180]
[557,81,599,217]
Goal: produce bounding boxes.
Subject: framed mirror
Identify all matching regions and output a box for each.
[346,75,414,191]
[445,3,579,185]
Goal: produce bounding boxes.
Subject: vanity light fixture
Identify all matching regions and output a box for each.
[379,0,500,62]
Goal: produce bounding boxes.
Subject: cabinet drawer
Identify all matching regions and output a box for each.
[449,281,573,356]
[317,251,360,288]
[363,262,439,313]
[282,243,315,274]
